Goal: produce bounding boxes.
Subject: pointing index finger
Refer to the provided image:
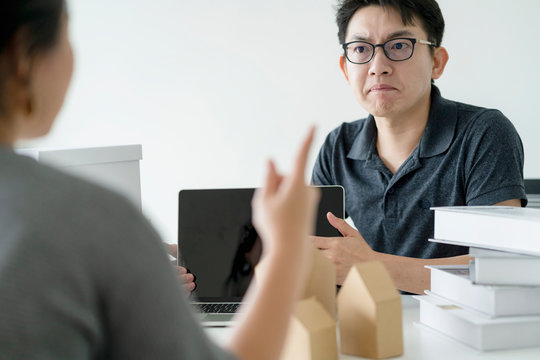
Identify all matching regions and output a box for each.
[291,126,316,182]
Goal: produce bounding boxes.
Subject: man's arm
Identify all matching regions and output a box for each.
[494,199,522,207]
[310,212,456,294]
[313,198,521,294]
[372,252,469,294]
[380,198,521,293]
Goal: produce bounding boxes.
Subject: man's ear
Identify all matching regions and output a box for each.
[339,55,350,84]
[431,46,449,80]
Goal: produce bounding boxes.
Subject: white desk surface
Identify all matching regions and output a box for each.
[205,295,540,359]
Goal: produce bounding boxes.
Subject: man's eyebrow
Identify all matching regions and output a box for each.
[386,30,415,39]
[349,30,416,42]
[349,34,370,41]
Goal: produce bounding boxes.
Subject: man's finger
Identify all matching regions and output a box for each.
[165,243,178,258]
[327,212,357,237]
[310,235,333,250]
[315,247,335,264]
[181,273,194,283]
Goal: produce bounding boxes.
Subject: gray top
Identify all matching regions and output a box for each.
[312,86,527,259]
[0,148,235,360]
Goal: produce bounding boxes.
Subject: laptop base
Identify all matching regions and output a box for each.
[197,313,236,327]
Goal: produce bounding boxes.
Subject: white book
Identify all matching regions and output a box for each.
[470,257,540,286]
[432,206,540,256]
[467,247,540,285]
[528,194,540,209]
[468,246,532,258]
[427,265,540,317]
[415,294,540,351]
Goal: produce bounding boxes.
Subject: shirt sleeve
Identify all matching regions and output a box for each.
[311,130,338,186]
[462,109,527,206]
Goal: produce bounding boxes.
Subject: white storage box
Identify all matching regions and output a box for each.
[17,145,143,210]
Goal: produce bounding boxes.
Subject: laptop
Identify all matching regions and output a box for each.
[177,185,344,326]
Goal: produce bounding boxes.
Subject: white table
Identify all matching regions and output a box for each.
[205,295,540,359]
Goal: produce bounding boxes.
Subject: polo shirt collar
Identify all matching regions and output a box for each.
[418,85,457,158]
[346,85,457,161]
[347,115,377,161]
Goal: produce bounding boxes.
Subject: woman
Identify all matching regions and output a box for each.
[0,1,319,359]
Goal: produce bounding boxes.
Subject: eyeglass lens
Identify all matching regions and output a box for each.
[346,38,415,64]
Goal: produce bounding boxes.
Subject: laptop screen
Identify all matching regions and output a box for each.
[178,186,344,302]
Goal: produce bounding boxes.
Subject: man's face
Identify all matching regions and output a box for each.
[340,6,444,119]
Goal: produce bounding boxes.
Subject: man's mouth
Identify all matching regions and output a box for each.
[369,84,396,93]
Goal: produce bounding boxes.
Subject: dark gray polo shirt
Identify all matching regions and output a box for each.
[312,86,527,259]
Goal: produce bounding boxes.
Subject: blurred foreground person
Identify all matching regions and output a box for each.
[0,1,320,359]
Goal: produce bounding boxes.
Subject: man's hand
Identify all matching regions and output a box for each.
[310,212,376,284]
[165,243,196,293]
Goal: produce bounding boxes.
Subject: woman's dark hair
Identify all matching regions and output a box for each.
[0,0,64,114]
[336,0,445,47]
[0,0,65,57]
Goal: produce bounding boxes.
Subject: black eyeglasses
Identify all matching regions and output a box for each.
[342,37,436,64]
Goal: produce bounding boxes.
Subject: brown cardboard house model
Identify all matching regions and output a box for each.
[337,261,403,359]
[281,297,338,360]
[301,244,337,318]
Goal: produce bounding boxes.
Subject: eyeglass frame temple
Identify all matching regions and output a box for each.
[418,39,437,46]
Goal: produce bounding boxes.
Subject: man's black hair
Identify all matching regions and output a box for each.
[336,0,445,47]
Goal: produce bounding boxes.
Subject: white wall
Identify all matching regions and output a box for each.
[18,0,540,244]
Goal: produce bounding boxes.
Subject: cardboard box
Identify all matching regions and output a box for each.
[281,297,338,360]
[17,144,143,210]
[301,244,337,318]
[337,261,403,359]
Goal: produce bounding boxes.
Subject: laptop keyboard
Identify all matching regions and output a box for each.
[198,303,241,314]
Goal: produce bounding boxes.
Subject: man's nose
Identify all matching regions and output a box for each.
[369,47,392,76]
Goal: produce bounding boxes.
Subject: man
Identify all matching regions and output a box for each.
[311,0,526,294]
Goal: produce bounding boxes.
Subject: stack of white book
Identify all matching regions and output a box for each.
[415,206,540,351]
[528,194,540,209]
[525,179,540,209]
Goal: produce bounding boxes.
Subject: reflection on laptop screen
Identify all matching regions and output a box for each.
[178,188,256,302]
[177,186,344,303]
